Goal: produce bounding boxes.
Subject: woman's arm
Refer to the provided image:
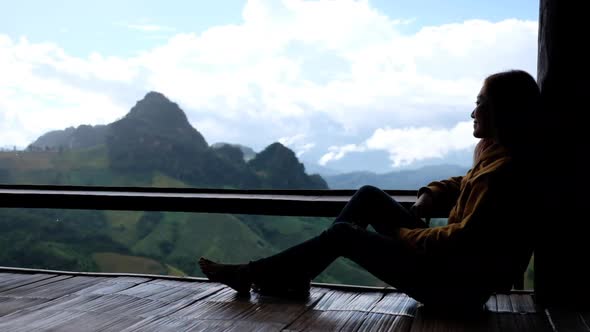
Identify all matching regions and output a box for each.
[400,170,513,255]
[416,175,464,217]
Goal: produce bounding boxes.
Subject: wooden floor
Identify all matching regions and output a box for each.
[0,268,586,331]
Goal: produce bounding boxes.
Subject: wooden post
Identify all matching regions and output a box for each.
[535,0,589,308]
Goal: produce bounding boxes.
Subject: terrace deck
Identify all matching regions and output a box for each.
[0,267,584,331]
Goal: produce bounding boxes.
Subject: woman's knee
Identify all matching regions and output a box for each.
[357,185,381,194]
[355,185,399,208]
[356,185,386,200]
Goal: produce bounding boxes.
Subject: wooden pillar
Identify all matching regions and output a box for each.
[535,0,589,308]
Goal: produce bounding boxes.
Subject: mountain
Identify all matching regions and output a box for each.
[29,124,108,150]
[105,91,219,185]
[249,142,328,189]
[0,92,390,286]
[20,91,327,190]
[211,142,257,161]
[324,164,469,189]
[119,91,208,149]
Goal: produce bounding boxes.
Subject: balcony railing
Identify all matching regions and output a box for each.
[0,184,418,216]
[0,184,524,289]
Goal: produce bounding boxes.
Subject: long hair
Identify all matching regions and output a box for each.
[483,70,545,207]
[483,70,541,156]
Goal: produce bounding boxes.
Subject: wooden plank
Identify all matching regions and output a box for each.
[122,286,324,331]
[116,278,225,305]
[288,309,368,331]
[485,293,553,332]
[495,294,514,313]
[0,275,111,322]
[357,313,413,332]
[0,277,224,332]
[546,309,590,332]
[581,312,590,331]
[0,297,54,317]
[493,313,554,332]
[10,276,154,315]
[0,273,57,292]
[409,304,499,332]
[312,290,383,312]
[485,295,498,312]
[371,292,419,317]
[0,274,75,317]
[286,289,386,331]
[1,276,106,299]
[0,185,418,216]
[0,275,113,326]
[487,293,538,314]
[121,315,234,332]
[225,290,326,330]
[410,310,553,332]
[30,278,224,318]
[353,292,417,332]
[0,275,73,297]
[0,273,565,332]
[73,276,153,295]
[168,287,298,320]
[0,308,144,332]
[283,309,348,332]
[509,293,537,313]
[410,292,552,332]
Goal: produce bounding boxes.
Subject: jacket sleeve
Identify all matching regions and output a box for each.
[418,175,465,216]
[400,174,492,255]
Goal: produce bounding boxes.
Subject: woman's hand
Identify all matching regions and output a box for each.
[411,192,434,218]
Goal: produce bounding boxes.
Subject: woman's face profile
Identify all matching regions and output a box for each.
[471,84,495,139]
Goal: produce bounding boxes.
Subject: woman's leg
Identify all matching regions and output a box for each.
[200,185,427,295]
[335,185,427,236]
[247,222,425,296]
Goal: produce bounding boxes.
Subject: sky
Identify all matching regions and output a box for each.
[0,0,539,173]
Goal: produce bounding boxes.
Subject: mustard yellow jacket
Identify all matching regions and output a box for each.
[399,142,533,292]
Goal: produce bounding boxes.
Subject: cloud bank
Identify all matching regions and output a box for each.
[319,121,477,167]
[0,0,537,169]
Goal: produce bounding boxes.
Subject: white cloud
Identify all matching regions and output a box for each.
[320,121,477,167]
[0,36,130,147]
[296,143,315,158]
[319,144,367,166]
[366,121,478,166]
[0,0,537,167]
[278,134,306,146]
[278,134,315,157]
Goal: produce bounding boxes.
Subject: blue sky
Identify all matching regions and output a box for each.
[0,0,539,173]
[1,0,538,56]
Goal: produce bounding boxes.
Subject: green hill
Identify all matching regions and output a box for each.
[0,91,384,286]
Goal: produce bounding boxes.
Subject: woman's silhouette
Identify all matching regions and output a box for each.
[200,70,540,308]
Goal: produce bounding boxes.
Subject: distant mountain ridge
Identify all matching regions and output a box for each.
[324,164,469,190]
[30,125,109,150]
[250,142,327,189]
[25,91,326,190]
[211,143,256,161]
